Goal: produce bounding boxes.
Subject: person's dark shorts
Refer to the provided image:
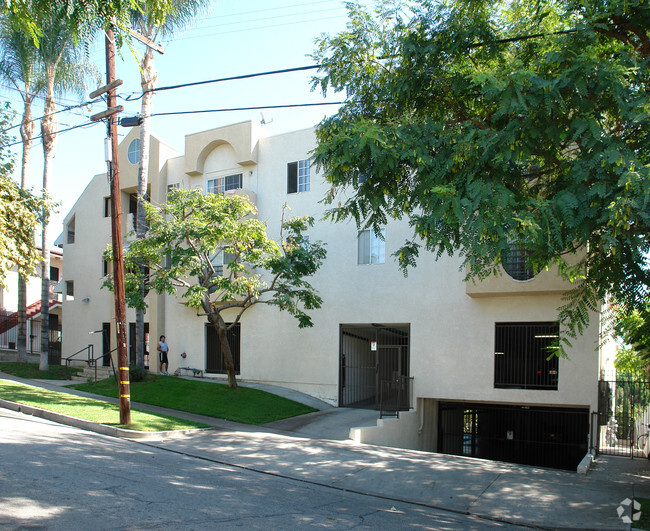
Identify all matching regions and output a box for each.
[159,351,169,364]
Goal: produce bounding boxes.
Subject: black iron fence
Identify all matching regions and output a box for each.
[598,372,650,458]
[0,318,61,359]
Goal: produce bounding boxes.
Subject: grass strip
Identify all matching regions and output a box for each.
[0,362,82,380]
[70,373,317,425]
[0,379,209,431]
[636,498,650,530]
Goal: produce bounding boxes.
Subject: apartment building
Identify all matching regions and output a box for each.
[61,121,609,470]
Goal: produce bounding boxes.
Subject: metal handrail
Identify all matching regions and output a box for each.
[63,344,93,378]
[85,346,118,382]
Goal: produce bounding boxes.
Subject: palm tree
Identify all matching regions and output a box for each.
[0,14,45,363]
[36,7,99,371]
[130,0,211,369]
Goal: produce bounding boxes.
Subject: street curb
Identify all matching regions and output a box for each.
[0,397,215,440]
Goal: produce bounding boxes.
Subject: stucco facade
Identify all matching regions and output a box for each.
[61,121,605,469]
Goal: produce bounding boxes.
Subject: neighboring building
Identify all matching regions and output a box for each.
[0,248,63,361]
[61,121,611,470]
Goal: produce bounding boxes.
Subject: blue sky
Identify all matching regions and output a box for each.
[2,0,354,245]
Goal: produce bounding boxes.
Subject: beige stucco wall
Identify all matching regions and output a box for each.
[61,129,175,363]
[61,121,602,431]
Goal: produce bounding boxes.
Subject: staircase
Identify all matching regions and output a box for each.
[73,364,115,382]
[0,299,60,334]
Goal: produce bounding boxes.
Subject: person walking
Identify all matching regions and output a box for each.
[157,335,169,375]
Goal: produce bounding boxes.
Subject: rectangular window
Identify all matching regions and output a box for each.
[65,280,74,301]
[50,266,60,282]
[287,159,310,194]
[102,259,112,277]
[167,183,180,197]
[357,228,385,265]
[66,217,75,244]
[211,250,236,276]
[494,322,559,390]
[207,174,242,194]
[103,197,111,217]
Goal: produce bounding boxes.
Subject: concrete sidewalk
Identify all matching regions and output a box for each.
[2,373,649,529]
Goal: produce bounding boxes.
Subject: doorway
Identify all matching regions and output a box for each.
[339,324,410,410]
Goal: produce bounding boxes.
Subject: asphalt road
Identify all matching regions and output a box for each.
[0,409,530,530]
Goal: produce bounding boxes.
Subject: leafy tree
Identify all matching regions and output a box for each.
[0,104,44,288]
[614,297,650,374]
[35,5,99,371]
[0,13,44,362]
[312,0,650,353]
[108,189,327,389]
[129,0,211,369]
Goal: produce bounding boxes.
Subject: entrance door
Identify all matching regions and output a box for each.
[102,322,111,366]
[339,324,410,409]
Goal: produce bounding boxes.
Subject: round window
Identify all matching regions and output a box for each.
[127,138,140,164]
[503,241,536,281]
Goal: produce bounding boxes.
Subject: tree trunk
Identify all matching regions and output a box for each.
[17,99,34,364]
[39,73,57,372]
[211,313,238,389]
[135,46,157,370]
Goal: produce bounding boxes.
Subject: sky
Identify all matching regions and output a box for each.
[2,0,356,246]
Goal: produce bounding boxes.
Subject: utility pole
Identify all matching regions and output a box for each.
[91,24,130,425]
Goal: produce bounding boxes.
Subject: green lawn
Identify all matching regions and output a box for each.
[0,379,209,431]
[635,498,650,530]
[0,362,82,379]
[70,373,317,425]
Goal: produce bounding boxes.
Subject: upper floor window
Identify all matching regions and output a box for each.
[494,322,559,390]
[210,250,236,276]
[358,228,385,265]
[503,240,535,281]
[207,174,242,194]
[287,159,310,194]
[167,183,180,198]
[66,217,75,244]
[103,197,111,218]
[127,138,140,164]
[65,280,74,301]
[50,266,60,282]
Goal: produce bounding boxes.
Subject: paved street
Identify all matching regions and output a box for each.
[0,409,527,530]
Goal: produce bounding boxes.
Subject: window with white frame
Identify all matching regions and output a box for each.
[357,228,385,265]
[207,174,242,194]
[210,249,236,276]
[287,159,310,193]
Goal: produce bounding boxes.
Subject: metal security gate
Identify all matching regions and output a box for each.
[598,373,650,458]
[339,324,410,410]
[438,402,589,471]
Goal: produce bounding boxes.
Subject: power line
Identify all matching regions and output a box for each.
[0,97,102,134]
[122,65,321,101]
[152,101,343,117]
[5,120,99,148]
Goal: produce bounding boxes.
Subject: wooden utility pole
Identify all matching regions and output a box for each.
[104,25,130,425]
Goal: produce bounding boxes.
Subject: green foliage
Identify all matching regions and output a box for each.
[129,363,147,382]
[613,296,650,372]
[104,189,326,387]
[0,104,46,287]
[312,0,650,354]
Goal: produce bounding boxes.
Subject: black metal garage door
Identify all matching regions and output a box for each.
[438,402,589,471]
